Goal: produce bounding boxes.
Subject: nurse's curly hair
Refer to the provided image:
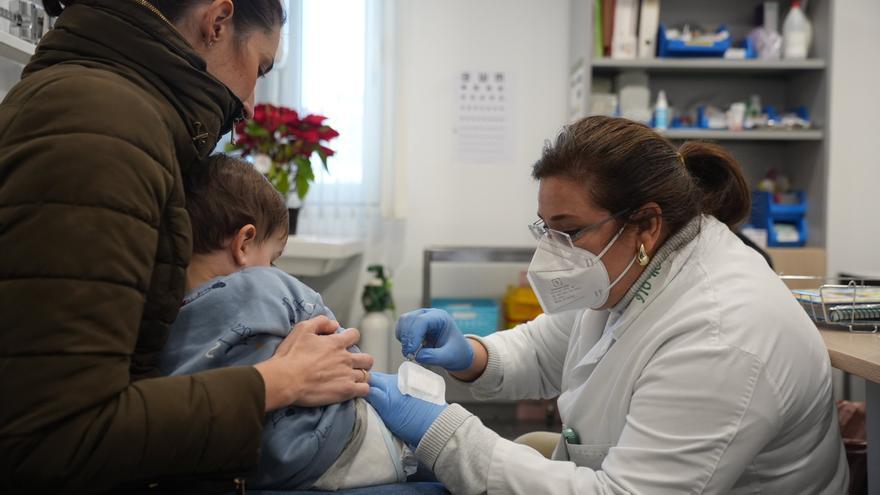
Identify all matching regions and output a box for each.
[532,116,750,235]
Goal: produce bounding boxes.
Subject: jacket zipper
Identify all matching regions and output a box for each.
[130,0,217,150]
[132,0,173,28]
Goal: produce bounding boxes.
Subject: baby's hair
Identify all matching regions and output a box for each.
[185,154,288,254]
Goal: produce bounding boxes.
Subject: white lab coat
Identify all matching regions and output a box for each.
[425,216,848,494]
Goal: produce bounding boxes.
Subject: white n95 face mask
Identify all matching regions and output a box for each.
[527,225,636,314]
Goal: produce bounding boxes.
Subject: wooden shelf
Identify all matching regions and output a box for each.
[592,58,827,74]
[658,129,823,141]
[0,32,35,65]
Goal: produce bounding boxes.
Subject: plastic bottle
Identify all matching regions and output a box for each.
[360,311,392,372]
[654,90,669,130]
[748,2,782,60]
[745,94,763,129]
[782,0,812,59]
[359,265,395,372]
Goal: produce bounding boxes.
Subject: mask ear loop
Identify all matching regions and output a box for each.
[607,253,638,291]
[595,223,628,260]
[597,221,638,293]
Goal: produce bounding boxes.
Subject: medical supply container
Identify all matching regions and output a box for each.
[750,190,808,247]
[431,298,500,337]
[503,285,543,327]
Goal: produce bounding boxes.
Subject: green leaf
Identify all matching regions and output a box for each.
[277,171,291,196]
[246,121,270,138]
[295,173,310,200]
[267,162,290,196]
[317,148,330,172]
[294,156,314,181]
[224,142,239,152]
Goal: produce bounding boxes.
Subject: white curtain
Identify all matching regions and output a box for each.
[256,0,393,240]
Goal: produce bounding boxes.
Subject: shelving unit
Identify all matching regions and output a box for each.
[659,128,823,141]
[0,31,35,65]
[592,58,827,73]
[569,0,832,255]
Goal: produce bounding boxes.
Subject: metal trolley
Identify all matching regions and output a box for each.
[786,276,880,333]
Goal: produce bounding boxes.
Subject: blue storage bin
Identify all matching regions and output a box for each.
[658,24,731,58]
[750,191,808,247]
[431,298,500,337]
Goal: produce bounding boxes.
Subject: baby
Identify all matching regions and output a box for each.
[159,155,413,491]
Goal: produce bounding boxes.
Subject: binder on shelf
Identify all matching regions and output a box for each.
[637,0,660,59]
[594,0,604,59]
[601,0,615,57]
[611,0,638,59]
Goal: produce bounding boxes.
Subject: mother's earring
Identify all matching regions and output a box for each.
[638,244,650,267]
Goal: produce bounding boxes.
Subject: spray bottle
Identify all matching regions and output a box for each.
[654,90,669,130]
[359,265,395,372]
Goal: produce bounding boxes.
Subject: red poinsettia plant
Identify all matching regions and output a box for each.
[227,103,340,200]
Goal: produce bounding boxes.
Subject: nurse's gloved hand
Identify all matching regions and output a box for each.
[396,308,475,371]
[366,372,447,447]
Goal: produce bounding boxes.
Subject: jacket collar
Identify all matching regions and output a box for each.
[23,0,244,163]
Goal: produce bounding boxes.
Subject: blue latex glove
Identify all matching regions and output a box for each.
[395,308,475,372]
[366,372,447,447]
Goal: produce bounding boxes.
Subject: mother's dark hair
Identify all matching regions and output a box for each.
[532,116,751,234]
[43,0,285,35]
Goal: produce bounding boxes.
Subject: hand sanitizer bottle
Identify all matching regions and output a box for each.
[654,90,669,130]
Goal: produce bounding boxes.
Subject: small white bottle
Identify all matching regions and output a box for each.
[654,90,669,130]
[783,0,812,59]
[360,311,393,372]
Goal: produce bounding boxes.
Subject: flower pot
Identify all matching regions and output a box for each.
[288,207,300,235]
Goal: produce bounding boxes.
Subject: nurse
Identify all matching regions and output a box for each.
[367,116,849,494]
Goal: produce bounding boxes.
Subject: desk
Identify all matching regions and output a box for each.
[819,328,880,494]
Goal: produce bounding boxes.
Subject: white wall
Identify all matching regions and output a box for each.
[826,0,880,279]
[390,0,570,315]
[826,0,880,402]
[384,0,880,303]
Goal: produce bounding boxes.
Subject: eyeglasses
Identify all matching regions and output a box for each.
[529,209,631,249]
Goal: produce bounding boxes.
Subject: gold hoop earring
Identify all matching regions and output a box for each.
[638,244,650,267]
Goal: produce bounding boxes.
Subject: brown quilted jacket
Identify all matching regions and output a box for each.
[0,0,266,492]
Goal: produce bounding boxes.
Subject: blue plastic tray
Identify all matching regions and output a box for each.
[658,24,731,58]
[750,190,808,247]
[431,298,500,337]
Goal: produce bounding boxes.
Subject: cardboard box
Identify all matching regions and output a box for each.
[767,247,827,290]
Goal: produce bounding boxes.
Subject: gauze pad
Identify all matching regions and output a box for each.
[397,361,446,405]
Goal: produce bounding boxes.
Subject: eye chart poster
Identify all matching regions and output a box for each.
[454,70,513,164]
